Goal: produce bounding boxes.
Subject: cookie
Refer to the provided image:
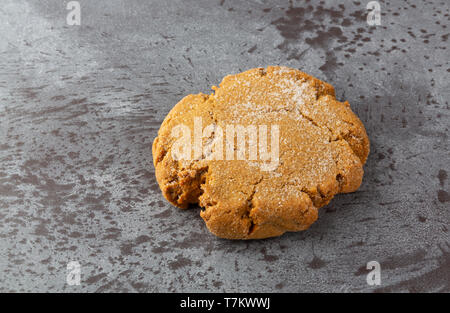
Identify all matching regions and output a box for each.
[152,66,369,239]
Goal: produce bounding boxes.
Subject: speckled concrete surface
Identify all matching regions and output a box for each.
[0,0,448,292]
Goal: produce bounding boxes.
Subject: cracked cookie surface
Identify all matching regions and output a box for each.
[152,66,369,239]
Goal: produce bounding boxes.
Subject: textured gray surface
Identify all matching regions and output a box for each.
[0,0,449,292]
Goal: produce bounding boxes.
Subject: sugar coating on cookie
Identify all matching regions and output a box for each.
[153,66,369,239]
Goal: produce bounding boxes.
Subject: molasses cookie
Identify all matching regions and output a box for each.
[152,66,369,239]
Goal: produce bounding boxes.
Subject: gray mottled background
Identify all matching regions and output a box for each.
[0,0,449,293]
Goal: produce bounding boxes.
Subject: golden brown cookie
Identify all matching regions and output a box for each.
[152,66,369,239]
